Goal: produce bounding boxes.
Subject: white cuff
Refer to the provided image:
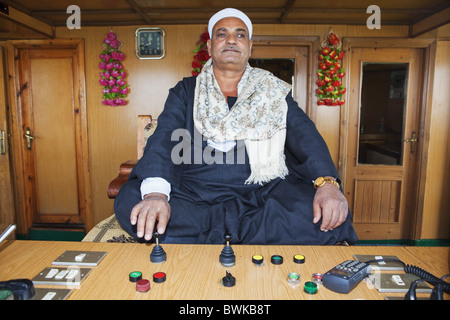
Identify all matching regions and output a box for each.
[140,177,171,201]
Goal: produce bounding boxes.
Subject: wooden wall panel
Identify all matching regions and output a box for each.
[422,41,450,239]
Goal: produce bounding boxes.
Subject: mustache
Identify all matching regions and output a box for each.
[221,45,241,52]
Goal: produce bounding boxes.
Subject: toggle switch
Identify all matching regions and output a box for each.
[75,253,86,262]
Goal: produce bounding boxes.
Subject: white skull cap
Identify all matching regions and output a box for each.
[208,8,253,39]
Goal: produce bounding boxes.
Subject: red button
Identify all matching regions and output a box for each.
[312,273,323,280]
[153,272,166,283]
[136,279,150,292]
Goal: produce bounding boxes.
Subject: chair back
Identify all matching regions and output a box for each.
[137,115,157,159]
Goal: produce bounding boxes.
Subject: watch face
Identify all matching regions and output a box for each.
[315,177,324,185]
[136,28,165,59]
[314,177,325,188]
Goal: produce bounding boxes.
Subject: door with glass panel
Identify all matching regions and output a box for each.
[345,48,424,241]
[250,44,310,113]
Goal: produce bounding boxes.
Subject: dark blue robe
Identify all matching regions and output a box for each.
[114,76,358,245]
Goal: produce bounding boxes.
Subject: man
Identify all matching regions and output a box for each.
[114,8,358,245]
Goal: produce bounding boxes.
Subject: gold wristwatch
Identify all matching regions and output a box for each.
[313,176,340,189]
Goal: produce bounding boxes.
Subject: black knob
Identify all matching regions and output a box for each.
[221,271,236,287]
[224,233,232,243]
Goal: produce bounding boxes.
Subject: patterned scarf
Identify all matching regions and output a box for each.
[193,58,292,185]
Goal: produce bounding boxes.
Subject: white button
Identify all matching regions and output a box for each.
[45,268,59,279]
[75,253,86,262]
[65,269,79,280]
[55,270,68,279]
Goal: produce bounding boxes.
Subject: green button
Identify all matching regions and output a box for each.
[290,274,299,279]
[271,255,283,265]
[304,281,318,294]
[287,272,301,285]
[129,271,142,282]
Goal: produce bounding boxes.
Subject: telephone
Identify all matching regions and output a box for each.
[322,260,371,294]
[322,258,450,300]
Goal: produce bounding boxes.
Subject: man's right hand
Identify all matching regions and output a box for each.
[130,192,171,240]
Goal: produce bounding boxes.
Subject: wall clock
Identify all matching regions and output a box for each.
[135,28,165,59]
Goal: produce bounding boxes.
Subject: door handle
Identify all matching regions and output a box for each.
[404,131,417,154]
[24,128,34,150]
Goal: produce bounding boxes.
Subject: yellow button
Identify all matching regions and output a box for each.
[252,254,264,265]
[293,254,305,264]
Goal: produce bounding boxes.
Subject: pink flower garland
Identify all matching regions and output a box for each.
[99,31,128,106]
[191,29,210,76]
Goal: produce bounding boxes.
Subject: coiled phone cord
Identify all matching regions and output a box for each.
[365,258,450,297]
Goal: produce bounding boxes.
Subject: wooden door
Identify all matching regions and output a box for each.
[7,40,92,234]
[251,44,310,112]
[344,47,424,240]
[0,47,16,238]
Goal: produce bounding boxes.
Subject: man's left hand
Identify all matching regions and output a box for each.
[312,183,349,232]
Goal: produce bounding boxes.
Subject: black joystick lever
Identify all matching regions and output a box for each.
[219,233,235,267]
[150,232,167,263]
[0,279,35,300]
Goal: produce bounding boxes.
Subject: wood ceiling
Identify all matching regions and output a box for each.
[1,0,449,39]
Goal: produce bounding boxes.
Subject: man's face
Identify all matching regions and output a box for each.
[207,17,253,71]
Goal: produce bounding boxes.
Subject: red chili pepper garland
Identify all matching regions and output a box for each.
[316,30,346,106]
